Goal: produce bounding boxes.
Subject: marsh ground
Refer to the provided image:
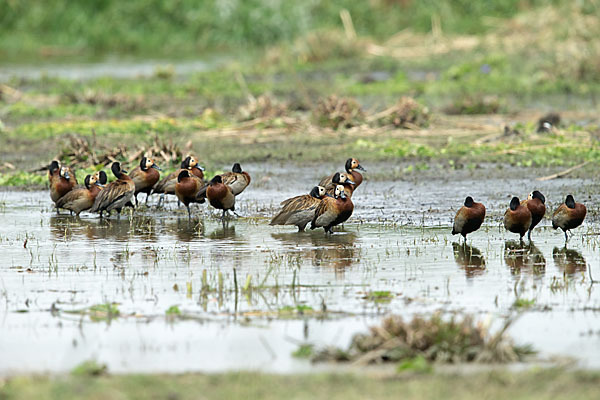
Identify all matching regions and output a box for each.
[2,1,600,397]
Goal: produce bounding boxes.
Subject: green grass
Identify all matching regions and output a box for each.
[0,0,559,62]
[1,369,599,400]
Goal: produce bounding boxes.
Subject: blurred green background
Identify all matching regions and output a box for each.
[0,0,572,61]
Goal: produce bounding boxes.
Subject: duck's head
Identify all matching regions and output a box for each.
[141,156,162,171]
[529,190,545,204]
[92,170,107,187]
[232,163,242,173]
[345,158,365,172]
[509,196,520,211]
[464,196,474,207]
[48,160,60,173]
[178,169,191,182]
[59,166,71,180]
[210,175,223,185]
[334,184,346,200]
[333,172,355,186]
[310,186,326,199]
[565,194,576,209]
[84,174,93,189]
[111,162,127,178]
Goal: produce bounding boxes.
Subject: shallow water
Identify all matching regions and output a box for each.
[0,58,222,81]
[1,166,600,375]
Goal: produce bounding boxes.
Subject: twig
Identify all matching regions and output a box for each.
[536,161,590,181]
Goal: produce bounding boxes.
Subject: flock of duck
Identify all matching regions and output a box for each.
[47,157,362,234]
[453,191,587,243]
[47,156,587,239]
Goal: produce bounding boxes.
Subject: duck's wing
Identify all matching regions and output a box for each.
[152,170,177,194]
[271,195,319,225]
[311,198,336,229]
[56,188,87,208]
[90,180,131,212]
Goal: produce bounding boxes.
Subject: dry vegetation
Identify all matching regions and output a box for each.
[312,313,533,365]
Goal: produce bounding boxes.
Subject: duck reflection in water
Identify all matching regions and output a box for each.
[452,242,486,277]
[504,240,546,275]
[271,230,358,272]
[168,217,205,242]
[553,247,587,275]
[50,215,158,242]
[209,223,237,240]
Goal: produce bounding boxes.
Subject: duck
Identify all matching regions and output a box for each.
[47,160,76,185]
[503,196,532,240]
[319,158,366,191]
[153,156,205,205]
[197,163,250,203]
[270,186,327,231]
[129,156,162,205]
[206,175,235,219]
[552,195,587,242]
[451,196,486,240]
[520,190,546,240]
[175,169,204,219]
[50,164,78,211]
[55,171,107,216]
[325,172,355,197]
[90,162,135,218]
[311,184,354,234]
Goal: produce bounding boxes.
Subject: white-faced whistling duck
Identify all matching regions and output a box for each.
[521,190,546,240]
[55,171,107,216]
[153,156,204,206]
[311,184,354,234]
[325,172,355,197]
[552,194,587,242]
[206,175,235,219]
[270,186,327,232]
[452,196,486,240]
[504,196,532,240]
[90,162,135,218]
[197,163,250,203]
[319,158,366,191]
[50,163,78,209]
[130,156,161,205]
[175,169,204,220]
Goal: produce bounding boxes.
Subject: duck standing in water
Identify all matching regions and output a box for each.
[90,162,135,218]
[205,175,236,220]
[311,185,354,234]
[521,190,546,241]
[130,156,161,205]
[270,186,326,231]
[504,196,532,240]
[50,162,78,211]
[452,196,486,241]
[153,156,205,206]
[197,163,251,203]
[552,194,587,242]
[175,169,204,220]
[55,171,107,216]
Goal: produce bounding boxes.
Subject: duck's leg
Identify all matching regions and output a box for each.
[157,194,164,208]
[528,229,532,241]
[145,193,150,205]
[564,230,569,242]
[187,205,192,221]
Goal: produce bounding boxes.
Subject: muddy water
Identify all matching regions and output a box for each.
[1,165,600,375]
